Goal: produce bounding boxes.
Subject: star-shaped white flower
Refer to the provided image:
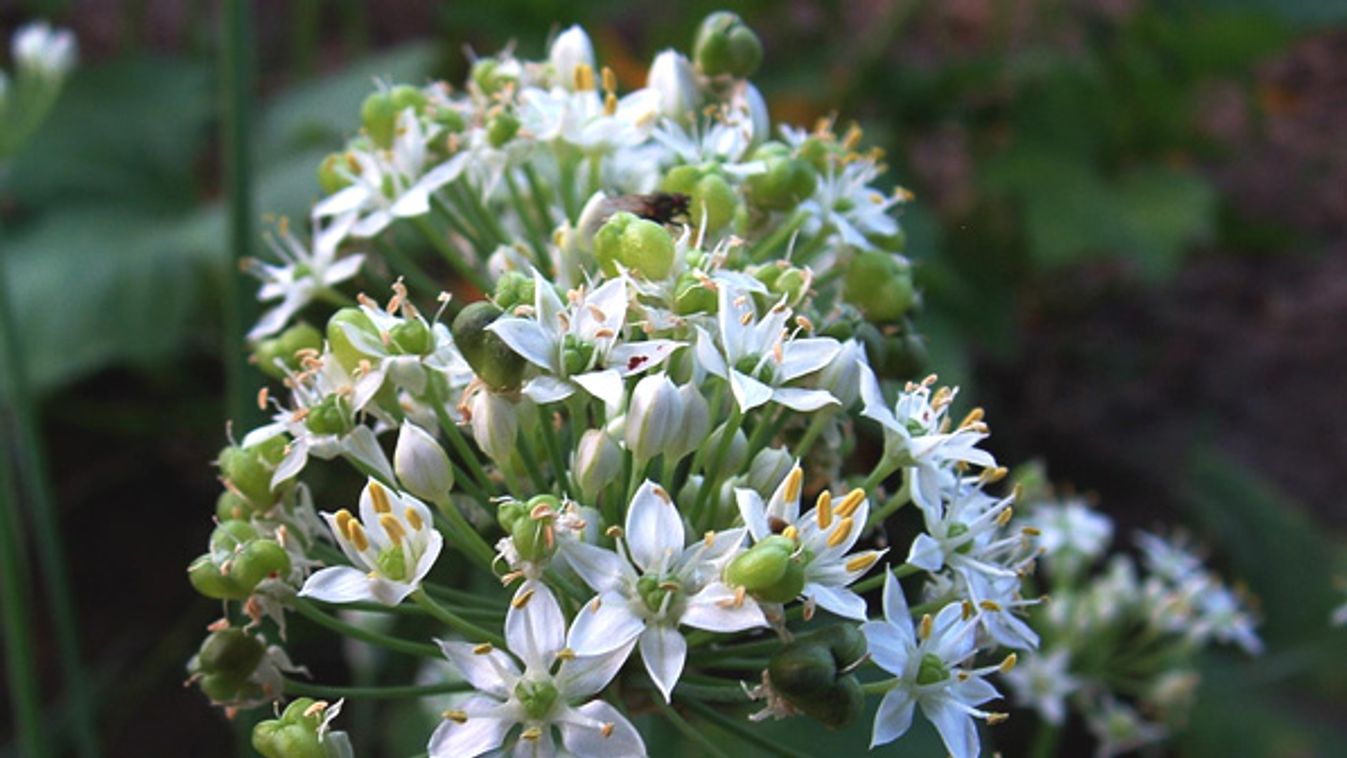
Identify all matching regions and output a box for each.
[244,215,365,341]
[563,481,766,702]
[300,480,442,606]
[863,571,1005,758]
[695,285,841,413]
[487,272,679,409]
[735,464,885,620]
[430,586,645,758]
[1001,648,1078,726]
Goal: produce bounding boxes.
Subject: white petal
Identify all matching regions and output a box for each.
[341,426,395,483]
[680,583,768,633]
[693,327,727,378]
[563,542,633,594]
[410,531,444,587]
[557,700,647,757]
[389,185,431,218]
[625,480,684,572]
[435,640,519,699]
[882,568,913,629]
[728,369,773,412]
[735,488,770,541]
[270,440,310,489]
[770,387,840,412]
[802,582,867,621]
[523,375,576,405]
[572,369,625,411]
[427,701,514,758]
[608,339,681,376]
[313,184,370,218]
[870,688,916,748]
[951,675,1000,707]
[906,533,946,573]
[923,696,980,758]
[555,638,638,700]
[567,591,646,655]
[322,253,366,287]
[366,577,418,606]
[299,566,376,604]
[416,153,470,194]
[777,338,840,381]
[486,318,558,371]
[639,624,687,703]
[858,364,900,432]
[350,209,394,239]
[506,582,566,671]
[861,620,912,677]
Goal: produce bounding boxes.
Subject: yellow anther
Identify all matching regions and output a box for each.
[369,482,392,513]
[573,63,595,92]
[836,489,866,518]
[826,518,854,549]
[959,407,984,429]
[1000,653,1017,674]
[473,643,494,655]
[442,709,468,724]
[704,531,715,547]
[405,509,424,531]
[604,93,617,116]
[1021,526,1041,536]
[606,525,624,539]
[784,467,804,503]
[347,521,370,552]
[995,507,1014,527]
[845,552,879,573]
[256,387,269,411]
[781,525,799,542]
[512,588,536,609]
[521,726,543,742]
[739,310,753,326]
[658,580,680,592]
[589,596,603,613]
[979,600,1003,612]
[601,722,615,738]
[918,614,933,640]
[734,585,747,608]
[601,66,616,94]
[653,485,672,503]
[986,712,1010,726]
[842,123,863,151]
[379,514,405,543]
[335,509,355,540]
[815,491,833,530]
[980,466,1009,485]
[961,600,975,620]
[558,647,577,661]
[544,524,556,551]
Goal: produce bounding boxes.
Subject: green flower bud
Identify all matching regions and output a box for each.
[745,151,818,211]
[390,318,432,355]
[253,322,323,380]
[843,251,915,323]
[318,152,351,195]
[798,136,838,174]
[361,91,398,149]
[389,84,427,113]
[452,301,527,391]
[673,271,717,315]
[625,373,682,462]
[725,535,795,592]
[493,270,536,312]
[487,112,520,149]
[693,11,763,79]
[218,436,285,507]
[216,490,253,522]
[706,421,749,474]
[326,307,380,373]
[593,212,675,280]
[497,500,529,534]
[471,58,517,96]
[252,698,326,758]
[304,394,353,437]
[746,446,794,497]
[767,625,867,728]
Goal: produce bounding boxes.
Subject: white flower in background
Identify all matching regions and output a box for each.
[314,108,469,238]
[549,26,596,91]
[430,586,645,757]
[859,368,997,512]
[564,481,766,702]
[1086,697,1167,758]
[1001,648,1078,726]
[244,215,364,341]
[800,155,903,253]
[736,464,885,619]
[863,571,1006,758]
[300,480,442,606]
[12,22,77,77]
[1134,531,1204,584]
[488,273,680,409]
[1185,578,1263,654]
[1027,497,1113,571]
[696,285,841,413]
[646,50,699,119]
[1334,591,1347,626]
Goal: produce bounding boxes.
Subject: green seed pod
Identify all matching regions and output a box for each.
[231,539,292,589]
[434,106,466,134]
[673,271,717,315]
[693,11,763,79]
[317,152,351,195]
[326,307,380,373]
[252,698,326,758]
[215,490,253,522]
[254,322,323,379]
[471,57,517,96]
[487,112,520,149]
[493,270,535,312]
[593,211,676,280]
[497,500,529,534]
[754,556,805,603]
[390,318,432,355]
[389,84,427,114]
[304,394,353,437]
[451,301,527,391]
[724,535,794,591]
[361,91,398,149]
[843,251,915,323]
[767,625,868,728]
[196,628,266,678]
[746,154,818,211]
[210,519,259,553]
[218,440,283,508]
[661,165,737,233]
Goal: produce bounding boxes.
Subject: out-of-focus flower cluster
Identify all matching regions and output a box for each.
[186,12,1262,757]
[1,22,77,161]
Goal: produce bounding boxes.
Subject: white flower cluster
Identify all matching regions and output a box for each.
[1,21,78,160]
[1002,493,1263,756]
[188,12,1264,758]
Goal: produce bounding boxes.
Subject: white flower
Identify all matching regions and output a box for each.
[487,273,680,409]
[1134,531,1204,584]
[300,480,442,606]
[245,215,364,341]
[564,481,767,702]
[863,571,1004,758]
[736,464,885,620]
[1186,578,1263,654]
[394,420,454,505]
[800,155,902,254]
[695,285,840,413]
[624,373,683,462]
[549,26,596,91]
[1001,648,1078,726]
[12,22,77,77]
[314,108,469,238]
[647,50,699,119]
[906,476,1031,591]
[1085,696,1166,758]
[430,586,646,758]
[859,368,997,512]
[1027,498,1113,570]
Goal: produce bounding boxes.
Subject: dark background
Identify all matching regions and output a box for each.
[1,0,1345,755]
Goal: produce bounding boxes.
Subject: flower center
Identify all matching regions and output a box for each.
[637,574,682,616]
[515,679,559,721]
[915,653,949,686]
[374,545,407,581]
[733,354,775,384]
[562,333,597,376]
[945,522,973,554]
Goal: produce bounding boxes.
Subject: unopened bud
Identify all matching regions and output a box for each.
[574,429,622,501]
[647,49,699,120]
[746,447,794,496]
[693,11,763,79]
[665,383,710,462]
[625,374,682,463]
[395,421,454,505]
[470,390,519,464]
[550,26,596,92]
[815,339,865,409]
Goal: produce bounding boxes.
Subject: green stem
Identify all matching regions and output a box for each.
[412,589,506,647]
[426,378,497,496]
[865,467,912,530]
[283,678,472,700]
[537,409,573,497]
[858,458,900,500]
[793,411,833,460]
[1029,721,1062,758]
[430,503,497,573]
[655,699,732,758]
[291,597,440,657]
[860,678,899,695]
[0,439,46,757]
[516,433,549,493]
[680,698,812,758]
[749,211,808,263]
[692,405,743,529]
[412,215,490,293]
[503,171,550,273]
